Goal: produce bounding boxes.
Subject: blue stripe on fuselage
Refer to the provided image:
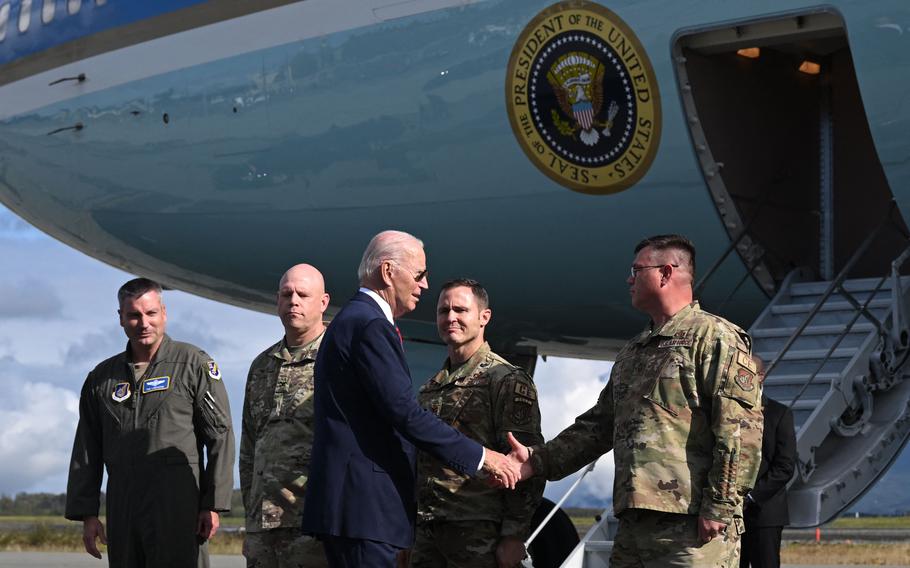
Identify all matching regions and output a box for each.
[0,0,210,67]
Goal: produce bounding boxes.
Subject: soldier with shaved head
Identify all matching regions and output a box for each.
[241,264,330,568]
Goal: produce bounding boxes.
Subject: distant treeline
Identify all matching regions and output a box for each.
[0,491,246,517]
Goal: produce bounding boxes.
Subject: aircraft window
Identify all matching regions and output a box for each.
[18,0,31,33]
[68,0,80,15]
[42,0,54,23]
[0,3,8,42]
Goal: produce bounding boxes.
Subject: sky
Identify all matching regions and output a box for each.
[0,203,615,508]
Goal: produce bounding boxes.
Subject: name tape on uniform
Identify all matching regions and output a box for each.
[142,376,171,394]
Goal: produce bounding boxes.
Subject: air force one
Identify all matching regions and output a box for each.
[1,0,909,535]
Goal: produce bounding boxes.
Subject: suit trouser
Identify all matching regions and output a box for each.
[739,525,783,568]
[244,528,328,568]
[322,535,401,568]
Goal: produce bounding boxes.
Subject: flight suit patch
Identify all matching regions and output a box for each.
[734,368,755,392]
[111,382,131,402]
[207,361,222,381]
[142,376,171,394]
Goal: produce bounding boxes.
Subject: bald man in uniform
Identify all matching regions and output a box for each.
[241,264,330,567]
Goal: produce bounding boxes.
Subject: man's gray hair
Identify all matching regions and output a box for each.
[357,230,423,285]
[117,277,163,306]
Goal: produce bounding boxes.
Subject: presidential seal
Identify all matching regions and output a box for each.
[506,1,661,194]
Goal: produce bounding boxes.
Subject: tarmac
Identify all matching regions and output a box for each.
[0,553,906,568]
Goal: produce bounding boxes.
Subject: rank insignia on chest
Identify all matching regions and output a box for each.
[142,376,171,394]
[207,360,222,381]
[734,368,755,392]
[111,382,131,403]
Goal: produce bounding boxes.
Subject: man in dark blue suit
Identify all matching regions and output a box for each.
[302,230,522,567]
[740,357,797,568]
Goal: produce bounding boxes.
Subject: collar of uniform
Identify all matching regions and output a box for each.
[124,334,173,364]
[359,287,394,325]
[637,301,700,344]
[272,331,324,364]
[432,342,492,387]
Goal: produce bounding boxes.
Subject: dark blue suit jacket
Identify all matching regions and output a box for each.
[302,292,483,548]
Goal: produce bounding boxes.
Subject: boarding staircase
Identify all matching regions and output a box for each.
[532,242,910,567]
[751,249,910,527]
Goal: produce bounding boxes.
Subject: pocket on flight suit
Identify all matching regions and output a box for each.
[197,390,228,440]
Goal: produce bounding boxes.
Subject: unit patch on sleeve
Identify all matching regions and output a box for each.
[141,376,171,394]
[111,382,131,403]
[514,382,537,400]
[734,368,755,392]
[736,351,757,373]
[207,361,222,381]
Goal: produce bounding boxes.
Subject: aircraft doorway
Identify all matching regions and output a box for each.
[673,9,908,295]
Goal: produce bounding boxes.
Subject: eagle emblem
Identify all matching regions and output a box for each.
[547,52,620,147]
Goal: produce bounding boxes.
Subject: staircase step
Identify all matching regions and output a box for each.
[771,299,890,315]
[584,541,612,552]
[763,373,839,386]
[751,323,876,338]
[789,277,908,296]
[755,348,859,361]
[773,398,820,411]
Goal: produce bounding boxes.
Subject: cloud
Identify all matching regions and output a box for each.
[0,206,42,241]
[63,327,126,367]
[534,357,615,508]
[0,382,79,494]
[0,279,64,319]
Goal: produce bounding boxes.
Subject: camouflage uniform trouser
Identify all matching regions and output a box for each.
[611,509,743,568]
[410,520,499,567]
[243,528,328,568]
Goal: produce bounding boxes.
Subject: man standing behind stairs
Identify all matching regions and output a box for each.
[505,234,765,567]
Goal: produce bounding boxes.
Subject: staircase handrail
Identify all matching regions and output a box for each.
[524,461,598,549]
[763,204,896,381]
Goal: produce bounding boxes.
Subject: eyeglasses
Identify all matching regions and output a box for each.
[629,264,679,279]
[388,260,428,283]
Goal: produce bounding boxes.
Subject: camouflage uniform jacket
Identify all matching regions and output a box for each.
[240,332,322,532]
[530,302,763,524]
[416,342,545,538]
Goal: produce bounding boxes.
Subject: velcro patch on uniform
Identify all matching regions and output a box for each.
[207,361,222,381]
[514,382,536,400]
[111,382,131,403]
[512,401,531,425]
[658,338,693,348]
[736,351,757,373]
[142,376,171,394]
[734,368,755,392]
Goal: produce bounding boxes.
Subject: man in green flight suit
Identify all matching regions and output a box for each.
[505,235,764,567]
[410,278,544,567]
[241,264,330,567]
[65,278,235,568]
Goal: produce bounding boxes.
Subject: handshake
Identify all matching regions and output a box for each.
[482,433,537,489]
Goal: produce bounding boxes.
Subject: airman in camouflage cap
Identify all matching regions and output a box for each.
[240,264,330,568]
[508,235,763,568]
[410,279,544,568]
